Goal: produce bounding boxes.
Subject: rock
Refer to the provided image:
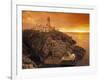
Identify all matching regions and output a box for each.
[22,29,86,68]
[22,55,37,69]
[71,46,86,60]
[42,38,68,64]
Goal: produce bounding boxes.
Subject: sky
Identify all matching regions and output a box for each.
[22,11,89,32]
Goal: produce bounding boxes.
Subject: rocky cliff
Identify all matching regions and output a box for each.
[22,30,86,69]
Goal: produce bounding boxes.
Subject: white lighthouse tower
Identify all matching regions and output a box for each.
[32,16,55,32]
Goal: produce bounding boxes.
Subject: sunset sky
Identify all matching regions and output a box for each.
[22,11,89,32]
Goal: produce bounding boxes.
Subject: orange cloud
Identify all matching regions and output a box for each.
[22,11,89,32]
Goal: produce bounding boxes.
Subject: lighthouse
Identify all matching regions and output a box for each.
[32,16,55,32]
[46,17,51,28]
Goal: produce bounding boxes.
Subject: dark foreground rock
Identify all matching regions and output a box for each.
[22,30,86,69]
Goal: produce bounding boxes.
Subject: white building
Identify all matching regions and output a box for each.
[32,17,55,32]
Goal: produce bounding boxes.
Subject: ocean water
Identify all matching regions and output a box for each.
[65,32,89,66]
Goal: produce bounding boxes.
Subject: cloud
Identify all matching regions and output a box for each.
[22,11,89,32]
